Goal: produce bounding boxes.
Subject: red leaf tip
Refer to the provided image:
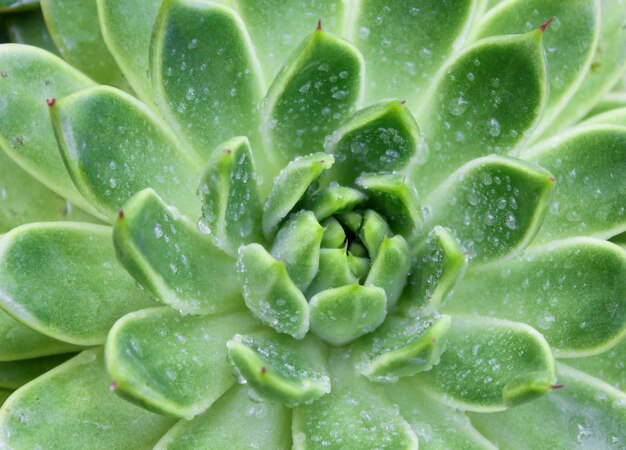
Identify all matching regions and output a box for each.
[118,210,124,219]
[316,19,322,31]
[261,366,267,374]
[551,384,565,389]
[46,98,56,107]
[539,17,555,32]
[109,381,118,391]
[224,148,232,154]
[549,176,556,183]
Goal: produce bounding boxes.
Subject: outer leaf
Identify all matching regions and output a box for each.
[51,85,200,220]
[0,44,99,217]
[154,384,292,450]
[345,0,477,107]
[412,30,548,193]
[523,125,626,242]
[418,316,556,411]
[40,0,127,87]
[106,308,259,419]
[0,223,155,345]
[0,353,73,389]
[424,155,553,264]
[114,189,242,315]
[470,363,626,449]
[261,28,364,164]
[446,238,626,357]
[3,7,60,55]
[581,106,626,127]
[0,349,175,449]
[566,337,626,391]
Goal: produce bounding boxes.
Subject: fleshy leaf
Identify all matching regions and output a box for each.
[320,217,346,248]
[566,337,626,391]
[3,7,60,55]
[355,173,422,238]
[345,0,476,107]
[399,226,467,317]
[446,238,626,357]
[305,248,358,297]
[113,189,242,315]
[470,363,626,449]
[364,235,411,307]
[359,209,391,260]
[0,0,38,13]
[412,30,548,193]
[261,28,363,163]
[325,100,421,185]
[271,211,324,292]
[154,384,292,450]
[353,314,451,382]
[309,284,387,346]
[0,223,155,345]
[424,155,553,264]
[0,350,175,449]
[151,0,265,161]
[40,0,128,87]
[581,105,626,127]
[418,316,556,411]
[238,244,309,339]
[0,44,99,217]
[0,353,73,390]
[0,390,11,407]
[292,354,418,449]
[304,186,367,221]
[584,93,626,119]
[51,85,200,220]
[523,125,626,242]
[348,253,370,279]
[106,308,258,419]
[262,152,333,238]
[198,136,263,257]
[227,332,330,406]
[336,210,362,235]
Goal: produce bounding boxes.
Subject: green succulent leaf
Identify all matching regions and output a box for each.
[0,349,175,449]
[309,284,387,346]
[304,186,367,222]
[198,136,263,257]
[566,337,626,391]
[106,307,259,419]
[0,44,99,217]
[365,235,411,307]
[523,125,626,242]
[238,243,309,339]
[412,30,548,193]
[0,0,38,13]
[40,0,127,88]
[113,188,242,315]
[424,155,553,264]
[227,332,330,406]
[325,100,421,185]
[582,105,626,127]
[320,216,346,248]
[51,85,200,220]
[151,0,265,162]
[336,210,363,235]
[470,363,626,449]
[418,315,556,411]
[3,7,59,55]
[261,28,363,163]
[446,237,626,357]
[0,223,155,345]
[0,389,11,407]
[585,92,626,119]
[154,384,292,450]
[305,248,358,297]
[0,353,73,389]
[359,209,391,260]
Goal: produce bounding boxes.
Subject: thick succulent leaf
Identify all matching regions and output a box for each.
[543,0,626,133]
[424,155,553,264]
[566,337,626,391]
[227,332,330,406]
[0,310,80,361]
[106,308,258,419]
[305,248,357,297]
[97,0,162,104]
[364,235,411,307]
[0,223,155,345]
[321,216,346,248]
[412,30,547,193]
[325,100,421,185]
[151,0,265,162]
[470,363,626,449]
[0,349,175,449]
[40,0,127,88]
[0,0,38,13]
[309,284,387,346]
[473,0,599,137]
[51,85,200,220]
[345,0,476,107]
[352,314,451,382]
[386,379,497,450]
[581,106,626,127]
[154,384,292,450]
[0,353,73,389]
[198,136,263,257]
[293,354,418,449]
[261,29,364,164]
[0,149,99,233]
[0,44,99,217]
[3,7,59,55]
[523,125,626,242]
[418,315,556,411]
[0,390,11,407]
[238,244,309,339]
[114,189,242,315]
[304,186,367,222]
[585,92,626,118]
[399,226,467,317]
[359,209,391,260]
[447,238,626,357]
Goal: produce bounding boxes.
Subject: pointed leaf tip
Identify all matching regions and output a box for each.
[316,19,322,30]
[46,98,55,107]
[117,210,124,219]
[539,17,555,32]
[551,384,564,389]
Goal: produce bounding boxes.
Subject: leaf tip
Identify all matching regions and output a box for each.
[118,209,125,220]
[109,381,118,391]
[539,17,555,33]
[316,19,322,31]
[550,384,564,389]
[224,148,232,154]
[46,98,56,107]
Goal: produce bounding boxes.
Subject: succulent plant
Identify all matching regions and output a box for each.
[0,0,625,448]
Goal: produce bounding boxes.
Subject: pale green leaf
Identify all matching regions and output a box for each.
[364,235,411,307]
[566,337,626,392]
[305,248,357,297]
